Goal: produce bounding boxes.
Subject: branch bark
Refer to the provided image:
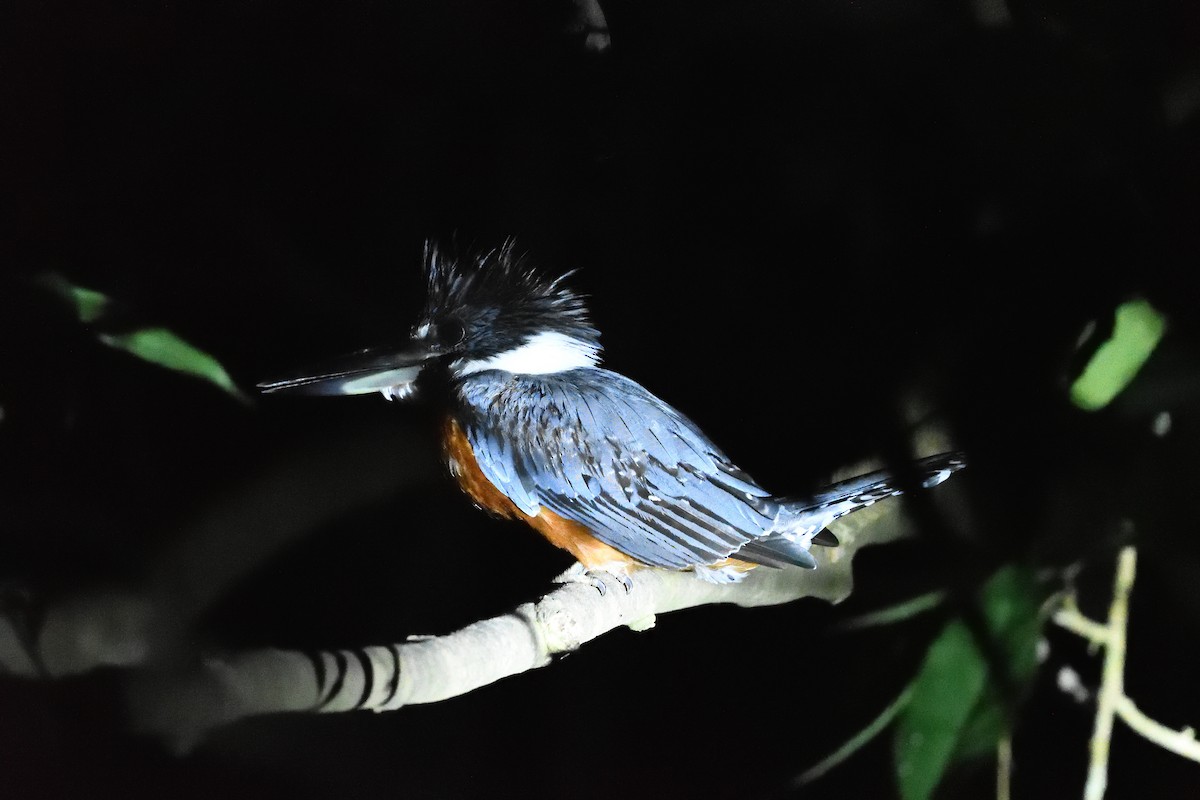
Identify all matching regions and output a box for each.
[4,427,955,751]
[127,513,908,752]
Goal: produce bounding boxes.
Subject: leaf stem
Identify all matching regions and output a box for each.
[794,683,915,785]
[836,589,948,631]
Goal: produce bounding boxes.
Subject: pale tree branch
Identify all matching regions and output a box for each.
[1052,601,1110,649]
[1112,695,1200,761]
[1050,547,1200,800]
[126,516,908,752]
[997,733,1013,800]
[2,425,957,753]
[1084,547,1135,800]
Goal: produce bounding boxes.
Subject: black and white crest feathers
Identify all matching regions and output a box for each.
[420,241,600,356]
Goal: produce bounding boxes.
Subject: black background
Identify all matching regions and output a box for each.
[3,0,1200,797]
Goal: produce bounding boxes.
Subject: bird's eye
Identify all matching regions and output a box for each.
[436,319,466,347]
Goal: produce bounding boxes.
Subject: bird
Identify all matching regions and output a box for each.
[259,242,965,587]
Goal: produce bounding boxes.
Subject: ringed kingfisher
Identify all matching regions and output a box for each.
[260,243,964,585]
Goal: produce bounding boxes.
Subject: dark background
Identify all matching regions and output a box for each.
[3,0,1200,797]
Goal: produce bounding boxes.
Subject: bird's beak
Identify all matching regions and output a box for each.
[256,341,441,398]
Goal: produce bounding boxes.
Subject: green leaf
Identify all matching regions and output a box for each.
[100,328,251,404]
[979,566,1042,685]
[894,620,988,800]
[34,272,112,323]
[893,566,1044,800]
[1071,299,1166,411]
[953,567,1043,762]
[34,273,249,404]
[951,695,1005,763]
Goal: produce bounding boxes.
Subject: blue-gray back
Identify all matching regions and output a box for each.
[453,368,780,569]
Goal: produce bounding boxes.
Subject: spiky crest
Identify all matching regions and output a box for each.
[418,241,600,361]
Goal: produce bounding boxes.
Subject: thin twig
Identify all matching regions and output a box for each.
[1052,603,1111,648]
[1083,546,1137,800]
[1114,696,1200,762]
[997,733,1013,800]
[1055,547,1200,796]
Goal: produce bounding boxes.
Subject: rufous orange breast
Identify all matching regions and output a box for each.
[442,416,640,571]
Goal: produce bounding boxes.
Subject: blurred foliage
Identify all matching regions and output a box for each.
[36,273,112,324]
[894,566,1045,800]
[1071,300,1166,411]
[35,273,250,404]
[800,568,1045,797]
[97,329,250,405]
[948,568,1045,761]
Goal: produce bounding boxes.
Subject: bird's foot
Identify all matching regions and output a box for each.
[553,563,634,596]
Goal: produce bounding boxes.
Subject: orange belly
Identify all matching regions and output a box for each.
[442,417,639,571]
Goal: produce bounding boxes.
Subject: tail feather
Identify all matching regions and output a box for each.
[734,451,966,570]
[811,529,840,547]
[736,538,818,569]
[792,451,967,523]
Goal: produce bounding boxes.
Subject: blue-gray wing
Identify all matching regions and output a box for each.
[454,369,780,569]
